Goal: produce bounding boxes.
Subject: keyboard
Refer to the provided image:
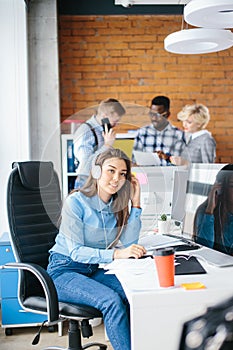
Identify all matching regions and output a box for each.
[139,234,200,252]
[163,234,201,251]
[173,243,200,252]
[190,247,233,267]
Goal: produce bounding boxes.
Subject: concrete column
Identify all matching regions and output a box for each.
[28,0,61,180]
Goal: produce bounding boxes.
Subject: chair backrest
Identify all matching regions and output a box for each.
[7,161,62,299]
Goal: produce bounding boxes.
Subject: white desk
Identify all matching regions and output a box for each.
[111,257,233,350]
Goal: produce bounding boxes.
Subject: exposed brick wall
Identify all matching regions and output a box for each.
[59,15,233,163]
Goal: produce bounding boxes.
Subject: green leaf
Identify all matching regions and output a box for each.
[160,214,167,221]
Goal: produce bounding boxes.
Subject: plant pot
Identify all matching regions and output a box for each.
[157,219,170,235]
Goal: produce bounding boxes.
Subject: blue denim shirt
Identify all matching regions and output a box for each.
[50,191,142,264]
[195,210,233,254]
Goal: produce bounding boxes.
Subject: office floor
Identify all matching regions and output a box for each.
[0,317,113,350]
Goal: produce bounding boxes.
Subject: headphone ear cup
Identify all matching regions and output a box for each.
[91,165,102,180]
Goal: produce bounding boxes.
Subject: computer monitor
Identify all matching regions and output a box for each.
[182,163,233,255]
[132,166,189,233]
[132,166,176,213]
[171,169,189,222]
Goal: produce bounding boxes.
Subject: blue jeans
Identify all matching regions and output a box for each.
[47,252,131,350]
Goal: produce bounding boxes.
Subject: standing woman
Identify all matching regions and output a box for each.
[171,103,216,165]
[193,164,233,255]
[47,148,146,350]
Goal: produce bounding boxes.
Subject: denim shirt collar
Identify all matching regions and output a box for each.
[85,193,113,212]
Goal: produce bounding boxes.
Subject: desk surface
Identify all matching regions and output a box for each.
[109,253,233,350]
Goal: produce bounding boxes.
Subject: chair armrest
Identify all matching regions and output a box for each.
[2,262,59,324]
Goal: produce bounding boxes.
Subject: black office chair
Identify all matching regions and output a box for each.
[3,161,107,350]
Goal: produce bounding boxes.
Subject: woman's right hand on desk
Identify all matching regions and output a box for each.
[113,244,146,259]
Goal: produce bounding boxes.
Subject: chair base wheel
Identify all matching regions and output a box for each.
[5,328,13,336]
[48,325,56,333]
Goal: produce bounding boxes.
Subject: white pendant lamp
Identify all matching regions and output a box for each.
[184,0,233,29]
[164,28,233,54]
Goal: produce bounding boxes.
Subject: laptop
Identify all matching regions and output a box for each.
[133,150,160,166]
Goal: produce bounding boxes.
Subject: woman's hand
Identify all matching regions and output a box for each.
[130,175,141,207]
[205,182,222,215]
[113,244,146,259]
[102,125,116,147]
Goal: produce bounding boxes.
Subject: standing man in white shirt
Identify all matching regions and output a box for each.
[73,98,126,188]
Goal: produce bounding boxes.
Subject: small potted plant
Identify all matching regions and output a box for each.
[160,214,167,222]
[157,214,169,234]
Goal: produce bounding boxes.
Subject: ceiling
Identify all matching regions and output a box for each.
[58,0,188,15]
[115,0,189,5]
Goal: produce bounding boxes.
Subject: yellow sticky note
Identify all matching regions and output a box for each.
[180,282,206,290]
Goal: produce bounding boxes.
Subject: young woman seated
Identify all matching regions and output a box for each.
[47,148,146,350]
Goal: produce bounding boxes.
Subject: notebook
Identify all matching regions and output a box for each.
[175,255,206,275]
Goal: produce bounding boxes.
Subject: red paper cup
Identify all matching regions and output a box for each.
[154,248,175,287]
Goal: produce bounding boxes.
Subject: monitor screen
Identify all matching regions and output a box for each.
[171,169,189,222]
[182,163,233,255]
[132,166,180,232]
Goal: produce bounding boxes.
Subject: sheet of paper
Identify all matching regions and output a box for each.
[104,257,152,272]
[104,258,160,291]
[116,269,160,291]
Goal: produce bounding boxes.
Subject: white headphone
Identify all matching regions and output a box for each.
[91,164,102,180]
[91,152,102,180]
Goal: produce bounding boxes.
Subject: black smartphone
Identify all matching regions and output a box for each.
[101,118,112,133]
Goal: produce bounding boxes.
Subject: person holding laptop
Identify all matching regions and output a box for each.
[193,164,233,255]
[132,95,185,166]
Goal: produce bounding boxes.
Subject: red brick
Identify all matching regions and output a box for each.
[59,14,233,160]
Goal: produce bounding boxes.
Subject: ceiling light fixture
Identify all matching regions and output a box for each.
[119,0,134,8]
[184,0,233,29]
[164,28,233,54]
[115,1,189,5]
[164,0,233,54]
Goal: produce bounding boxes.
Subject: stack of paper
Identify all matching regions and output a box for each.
[104,258,160,291]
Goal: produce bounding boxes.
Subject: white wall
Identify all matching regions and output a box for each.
[0,0,61,238]
[0,0,30,237]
